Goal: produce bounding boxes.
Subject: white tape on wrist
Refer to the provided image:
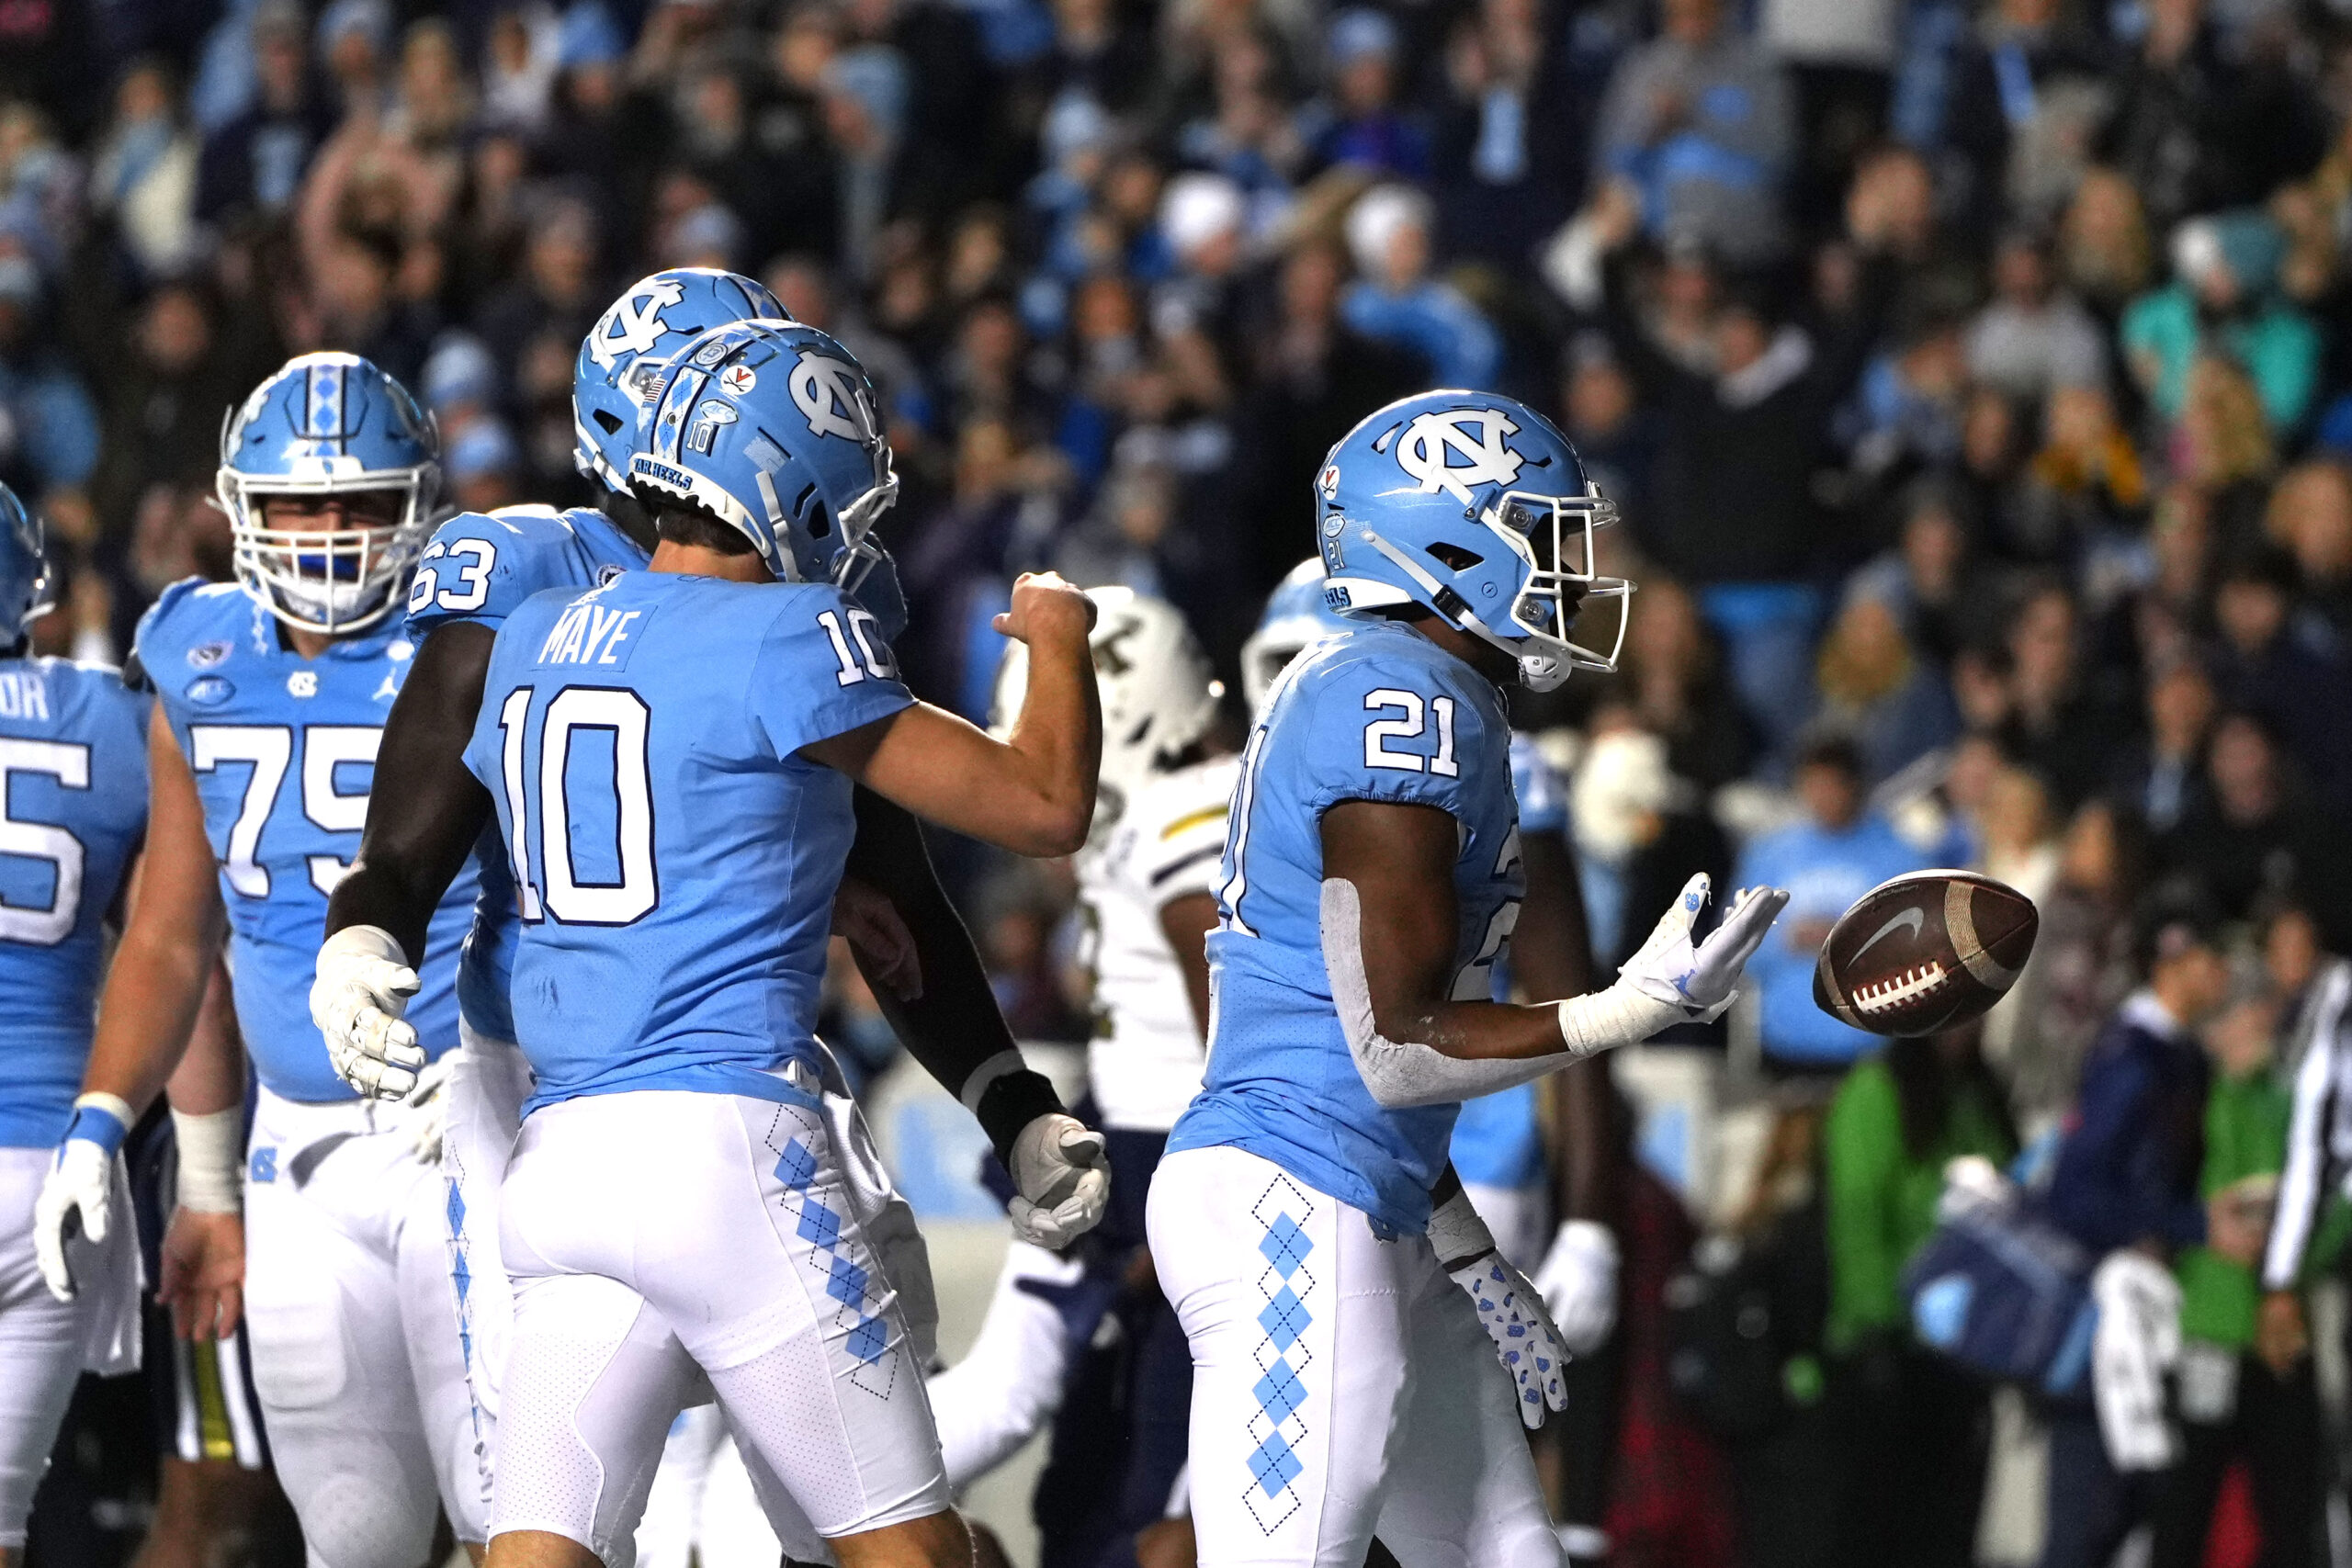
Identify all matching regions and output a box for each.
[1428,1185,1497,1271]
[171,1108,245,1213]
[1555,981,1684,1057]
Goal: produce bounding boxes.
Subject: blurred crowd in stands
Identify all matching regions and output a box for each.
[14,0,2352,1562]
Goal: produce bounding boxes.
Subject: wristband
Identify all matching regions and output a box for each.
[1428,1183,1498,1273]
[62,1093,132,1157]
[171,1108,245,1213]
[960,1049,1067,1167]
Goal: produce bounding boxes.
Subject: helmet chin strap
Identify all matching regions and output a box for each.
[1360,528,1540,671]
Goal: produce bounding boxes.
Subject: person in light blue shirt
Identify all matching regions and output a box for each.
[1737,733,1934,1068]
[1151,389,1783,1566]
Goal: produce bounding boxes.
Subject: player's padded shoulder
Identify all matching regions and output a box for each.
[407,504,618,639]
[1273,621,1507,810]
[40,656,151,738]
[744,580,913,760]
[129,577,256,685]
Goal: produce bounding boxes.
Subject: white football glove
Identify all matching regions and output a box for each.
[1450,1251,1572,1429]
[1006,1113,1110,1250]
[311,925,426,1100]
[1534,1220,1620,1356]
[1619,874,1789,1024]
[34,1095,130,1302]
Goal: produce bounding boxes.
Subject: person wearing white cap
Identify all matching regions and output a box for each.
[1340,184,1503,388]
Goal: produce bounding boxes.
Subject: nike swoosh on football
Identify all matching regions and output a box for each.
[1852,906,1925,960]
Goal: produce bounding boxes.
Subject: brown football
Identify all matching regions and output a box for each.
[1813,870,2040,1037]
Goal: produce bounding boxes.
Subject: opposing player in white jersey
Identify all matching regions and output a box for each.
[927,588,1232,1561]
[1153,391,1787,1565]
[451,316,1100,1568]
[0,495,151,1562]
[33,354,491,1568]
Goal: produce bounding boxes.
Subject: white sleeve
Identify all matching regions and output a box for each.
[2264,964,2352,1290]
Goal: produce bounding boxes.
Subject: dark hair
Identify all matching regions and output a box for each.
[1795,732,1864,780]
[652,504,755,556]
[1885,1027,2016,1164]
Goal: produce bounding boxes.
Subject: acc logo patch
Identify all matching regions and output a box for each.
[187,639,232,670]
[586,278,689,371]
[185,675,234,707]
[789,352,876,443]
[1394,409,1523,503]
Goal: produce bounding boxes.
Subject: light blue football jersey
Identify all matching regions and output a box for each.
[1168,620,1523,1231]
[463,571,912,1114]
[135,580,479,1101]
[406,505,648,1043]
[0,659,151,1146]
[1450,731,1572,1191]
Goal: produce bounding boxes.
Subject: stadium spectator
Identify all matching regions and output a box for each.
[2151,987,2327,1568]
[1736,734,1930,1072]
[1340,183,1500,390]
[2041,911,2233,1568]
[1824,1021,2015,1568]
[1592,0,1792,265]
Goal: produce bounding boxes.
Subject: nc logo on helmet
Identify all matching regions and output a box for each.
[588,279,689,370]
[1393,409,1523,503]
[790,352,876,444]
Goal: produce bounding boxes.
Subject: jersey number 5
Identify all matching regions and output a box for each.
[0,738,88,945]
[495,686,657,926]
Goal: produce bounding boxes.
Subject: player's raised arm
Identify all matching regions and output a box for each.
[1322,795,1786,1107]
[805,570,1102,859]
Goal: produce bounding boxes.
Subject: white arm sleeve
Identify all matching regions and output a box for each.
[2265,964,2352,1290]
[1321,879,1678,1109]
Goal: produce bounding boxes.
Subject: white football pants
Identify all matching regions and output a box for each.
[1148,1145,1562,1568]
[493,1087,950,1562]
[0,1146,125,1548]
[243,1086,482,1564]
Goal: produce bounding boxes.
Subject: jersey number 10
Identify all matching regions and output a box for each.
[494,686,658,927]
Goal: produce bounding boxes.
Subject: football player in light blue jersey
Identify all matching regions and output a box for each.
[1243,561,1625,1357]
[32,354,492,1568]
[1152,394,1789,1566]
[318,276,1048,1566]
[452,317,1101,1568]
[0,494,152,1562]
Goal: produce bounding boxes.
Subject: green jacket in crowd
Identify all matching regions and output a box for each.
[1824,1055,2017,1352]
[2178,1066,2349,1347]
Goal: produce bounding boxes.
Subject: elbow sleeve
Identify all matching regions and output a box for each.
[1321,879,1573,1108]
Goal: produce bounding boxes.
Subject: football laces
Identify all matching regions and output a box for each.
[1850,962,1948,1016]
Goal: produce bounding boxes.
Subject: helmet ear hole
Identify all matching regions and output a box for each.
[1425,541,1484,571]
[593,410,625,434]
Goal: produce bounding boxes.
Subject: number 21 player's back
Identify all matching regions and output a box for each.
[464,570,912,1116]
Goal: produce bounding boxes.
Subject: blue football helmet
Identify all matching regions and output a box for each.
[0,484,51,649]
[574,268,788,492]
[1316,390,1631,692]
[629,319,899,587]
[218,353,441,634]
[1241,556,1352,716]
